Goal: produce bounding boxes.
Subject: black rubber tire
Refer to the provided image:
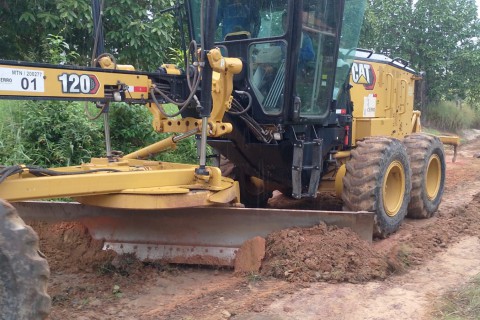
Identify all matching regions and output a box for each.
[404,133,446,218]
[0,200,51,320]
[342,137,412,238]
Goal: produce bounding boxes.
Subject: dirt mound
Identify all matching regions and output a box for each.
[261,222,388,283]
[27,221,116,272]
[261,191,480,284]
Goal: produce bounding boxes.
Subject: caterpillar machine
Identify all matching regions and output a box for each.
[0,0,459,318]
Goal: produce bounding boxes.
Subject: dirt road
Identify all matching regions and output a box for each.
[32,135,480,320]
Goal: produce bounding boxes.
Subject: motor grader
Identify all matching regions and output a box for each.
[0,0,459,318]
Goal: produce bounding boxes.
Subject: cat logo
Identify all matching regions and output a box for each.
[351,62,376,90]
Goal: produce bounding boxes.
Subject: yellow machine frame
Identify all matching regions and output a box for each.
[0,49,244,209]
[350,57,420,142]
[321,55,459,196]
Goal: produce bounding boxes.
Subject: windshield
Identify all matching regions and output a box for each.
[188,0,288,43]
[296,0,342,118]
[186,0,367,116]
[333,0,367,100]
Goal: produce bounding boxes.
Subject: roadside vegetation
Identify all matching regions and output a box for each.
[423,101,480,134]
[1,0,479,167]
[434,273,480,320]
[0,99,199,167]
[0,31,198,167]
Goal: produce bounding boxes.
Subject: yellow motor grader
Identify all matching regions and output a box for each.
[0,0,458,318]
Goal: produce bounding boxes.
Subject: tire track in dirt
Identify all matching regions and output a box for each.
[260,237,480,320]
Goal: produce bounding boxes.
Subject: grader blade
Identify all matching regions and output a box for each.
[14,201,374,267]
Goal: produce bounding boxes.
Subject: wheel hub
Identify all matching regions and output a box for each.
[383,160,406,217]
[426,154,441,200]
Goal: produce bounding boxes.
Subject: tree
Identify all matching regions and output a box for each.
[413,0,480,103]
[359,0,480,106]
[0,0,181,70]
[360,0,415,58]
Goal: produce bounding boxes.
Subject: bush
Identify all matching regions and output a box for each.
[422,101,480,133]
[108,102,162,155]
[0,101,31,165]
[11,101,104,167]
[0,100,202,167]
[108,102,199,164]
[0,32,200,168]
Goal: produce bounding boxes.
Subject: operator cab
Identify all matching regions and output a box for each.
[185,0,366,194]
[186,0,364,124]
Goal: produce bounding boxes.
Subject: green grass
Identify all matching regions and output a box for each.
[423,101,480,133]
[434,274,480,320]
[0,100,33,164]
[0,100,25,122]
[421,127,444,136]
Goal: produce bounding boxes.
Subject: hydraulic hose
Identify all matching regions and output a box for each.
[0,165,121,184]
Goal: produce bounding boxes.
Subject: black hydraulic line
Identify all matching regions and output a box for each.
[174,0,189,70]
[91,0,106,59]
[158,0,186,67]
[87,0,108,121]
[28,166,121,177]
[159,3,182,14]
[0,165,121,184]
[0,166,23,184]
[199,0,217,118]
[227,92,253,116]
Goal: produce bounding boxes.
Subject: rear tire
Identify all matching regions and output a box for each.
[0,200,51,320]
[342,137,411,238]
[404,133,446,218]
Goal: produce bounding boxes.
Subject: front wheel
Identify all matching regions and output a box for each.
[0,200,51,320]
[342,137,412,238]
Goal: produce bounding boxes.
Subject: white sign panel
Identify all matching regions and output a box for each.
[363,94,377,117]
[0,67,45,93]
